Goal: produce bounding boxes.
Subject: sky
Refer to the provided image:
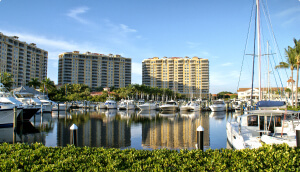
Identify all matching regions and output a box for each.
[0,0,299,94]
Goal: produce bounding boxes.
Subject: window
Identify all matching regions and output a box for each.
[248,115,258,126]
[275,116,281,127]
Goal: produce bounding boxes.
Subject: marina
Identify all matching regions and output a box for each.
[0,108,234,150]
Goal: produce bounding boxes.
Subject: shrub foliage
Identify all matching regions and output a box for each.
[0,143,299,171]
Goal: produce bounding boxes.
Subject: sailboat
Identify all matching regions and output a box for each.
[226,0,300,149]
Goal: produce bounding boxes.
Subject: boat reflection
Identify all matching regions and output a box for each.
[137,110,158,119]
[209,111,226,120]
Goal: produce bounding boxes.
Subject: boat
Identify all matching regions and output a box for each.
[226,110,299,149]
[0,83,39,121]
[96,102,106,109]
[52,102,72,111]
[13,86,52,113]
[227,0,300,149]
[35,94,54,112]
[209,100,226,112]
[232,100,243,111]
[159,100,179,112]
[0,103,22,127]
[137,110,157,119]
[118,100,135,110]
[104,99,117,109]
[138,101,159,111]
[180,101,200,112]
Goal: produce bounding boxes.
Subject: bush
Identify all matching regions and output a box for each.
[0,143,299,171]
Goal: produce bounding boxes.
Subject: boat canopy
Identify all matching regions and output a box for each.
[256,101,285,107]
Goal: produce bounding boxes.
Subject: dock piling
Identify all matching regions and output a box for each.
[296,125,300,148]
[196,125,204,151]
[70,124,78,146]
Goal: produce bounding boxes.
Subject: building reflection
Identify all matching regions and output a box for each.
[142,111,210,149]
[57,110,131,148]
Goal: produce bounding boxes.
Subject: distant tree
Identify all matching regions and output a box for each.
[217,91,233,99]
[230,94,238,99]
[28,78,41,89]
[0,72,14,90]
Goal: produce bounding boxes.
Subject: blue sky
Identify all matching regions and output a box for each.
[0,0,299,93]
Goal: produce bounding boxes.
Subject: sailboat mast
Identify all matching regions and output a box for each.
[267,41,270,100]
[257,0,262,100]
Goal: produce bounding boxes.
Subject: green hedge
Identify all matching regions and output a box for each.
[0,143,299,171]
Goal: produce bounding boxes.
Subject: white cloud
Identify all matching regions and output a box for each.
[120,24,137,33]
[67,6,90,24]
[276,7,300,17]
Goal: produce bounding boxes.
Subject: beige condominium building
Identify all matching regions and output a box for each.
[58,51,131,89]
[142,56,209,99]
[0,32,48,88]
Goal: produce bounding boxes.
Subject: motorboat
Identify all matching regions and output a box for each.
[226,110,300,150]
[35,94,54,112]
[180,101,200,112]
[209,100,226,112]
[0,102,22,127]
[118,100,135,110]
[232,100,242,111]
[96,102,106,110]
[104,99,117,109]
[0,83,39,121]
[159,100,179,112]
[138,101,159,111]
[52,102,72,111]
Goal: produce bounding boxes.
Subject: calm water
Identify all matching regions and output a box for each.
[0,109,239,150]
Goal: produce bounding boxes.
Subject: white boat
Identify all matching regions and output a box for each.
[96,102,106,109]
[0,83,39,121]
[0,103,22,127]
[52,102,72,111]
[209,100,226,112]
[232,100,242,111]
[104,100,117,109]
[159,100,179,111]
[138,101,159,111]
[227,110,299,149]
[180,101,200,112]
[35,95,54,112]
[118,100,135,110]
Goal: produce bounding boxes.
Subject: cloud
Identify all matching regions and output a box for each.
[276,7,300,18]
[186,41,201,49]
[221,62,232,66]
[120,24,137,33]
[67,6,90,24]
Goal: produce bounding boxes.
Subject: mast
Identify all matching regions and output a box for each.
[257,0,262,100]
[267,41,270,100]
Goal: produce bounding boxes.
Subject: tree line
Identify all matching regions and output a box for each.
[0,74,186,102]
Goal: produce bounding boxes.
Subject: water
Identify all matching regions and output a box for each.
[0,109,239,150]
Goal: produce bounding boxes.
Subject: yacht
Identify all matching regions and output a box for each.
[35,94,54,112]
[232,100,242,111]
[104,99,117,109]
[226,110,299,150]
[118,100,135,110]
[0,102,22,127]
[159,100,179,112]
[52,102,72,111]
[209,100,226,112]
[96,102,106,110]
[0,83,39,121]
[180,101,200,112]
[138,101,159,111]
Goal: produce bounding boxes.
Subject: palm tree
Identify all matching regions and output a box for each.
[294,38,300,108]
[28,78,41,89]
[0,72,14,90]
[275,46,296,107]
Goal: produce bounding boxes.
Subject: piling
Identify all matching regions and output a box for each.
[70,124,78,146]
[296,125,300,148]
[226,103,228,112]
[58,103,60,117]
[13,107,18,129]
[196,125,204,151]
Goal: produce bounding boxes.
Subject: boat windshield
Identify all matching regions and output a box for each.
[166,102,177,105]
[214,101,224,105]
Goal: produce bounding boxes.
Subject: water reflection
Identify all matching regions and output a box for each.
[0,109,236,150]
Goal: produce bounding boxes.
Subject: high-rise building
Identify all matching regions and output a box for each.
[142,56,209,99]
[0,32,48,88]
[58,51,131,89]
